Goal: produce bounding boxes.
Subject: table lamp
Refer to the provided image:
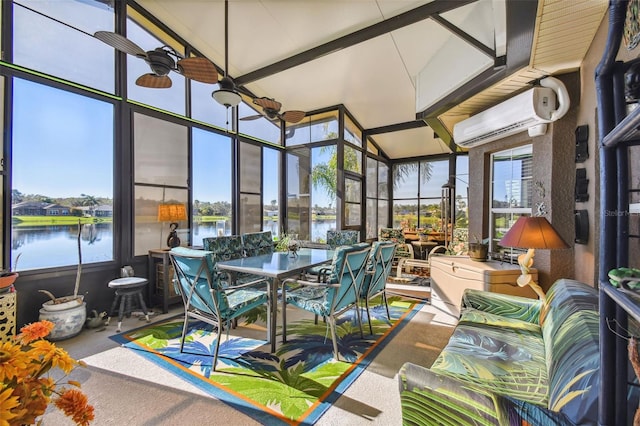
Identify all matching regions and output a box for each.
[498,216,569,301]
[157,203,187,248]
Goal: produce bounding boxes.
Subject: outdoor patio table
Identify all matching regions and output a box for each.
[217,248,334,352]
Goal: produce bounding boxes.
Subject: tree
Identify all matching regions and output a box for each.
[80,194,98,217]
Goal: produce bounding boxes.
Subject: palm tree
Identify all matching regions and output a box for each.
[80,193,98,217]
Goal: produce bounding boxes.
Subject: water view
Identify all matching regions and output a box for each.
[13,220,337,271]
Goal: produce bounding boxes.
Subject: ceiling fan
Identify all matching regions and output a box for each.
[94,30,218,88]
[211,0,242,108]
[241,97,306,123]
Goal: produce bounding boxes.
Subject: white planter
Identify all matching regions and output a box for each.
[41,295,84,312]
[39,302,86,341]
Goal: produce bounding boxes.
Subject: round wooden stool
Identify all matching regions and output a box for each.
[106,277,150,332]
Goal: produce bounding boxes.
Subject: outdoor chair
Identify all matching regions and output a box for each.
[379,227,414,272]
[281,244,371,360]
[169,247,268,371]
[360,241,396,334]
[305,230,361,279]
[241,231,274,257]
[203,235,247,284]
[326,230,360,248]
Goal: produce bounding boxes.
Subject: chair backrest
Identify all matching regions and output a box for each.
[361,241,396,298]
[326,230,360,248]
[242,231,274,257]
[325,244,371,313]
[169,247,230,316]
[379,227,405,244]
[202,235,245,262]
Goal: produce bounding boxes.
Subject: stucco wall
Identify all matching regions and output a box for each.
[468,73,580,291]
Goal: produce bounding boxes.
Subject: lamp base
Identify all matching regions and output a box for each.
[166,222,181,248]
[516,248,546,301]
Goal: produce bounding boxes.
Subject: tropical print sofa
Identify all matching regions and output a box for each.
[398,279,599,425]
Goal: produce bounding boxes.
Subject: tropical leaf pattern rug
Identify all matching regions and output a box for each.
[111,299,423,425]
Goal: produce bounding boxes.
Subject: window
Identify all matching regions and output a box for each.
[239,142,262,234]
[238,101,282,144]
[489,145,533,252]
[133,113,188,255]
[12,0,115,93]
[365,157,389,239]
[455,155,469,241]
[192,129,232,242]
[263,147,281,237]
[12,78,114,270]
[285,111,339,146]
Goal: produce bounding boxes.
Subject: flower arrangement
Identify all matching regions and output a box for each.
[0,320,94,425]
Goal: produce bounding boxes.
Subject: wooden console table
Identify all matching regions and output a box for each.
[148,249,181,313]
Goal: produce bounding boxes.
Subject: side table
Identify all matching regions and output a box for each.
[148,249,181,313]
[0,291,17,342]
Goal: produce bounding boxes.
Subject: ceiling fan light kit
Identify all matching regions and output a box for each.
[212,76,241,107]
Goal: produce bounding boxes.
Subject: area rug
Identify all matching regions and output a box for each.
[110,299,424,425]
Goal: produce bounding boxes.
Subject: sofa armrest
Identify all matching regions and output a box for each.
[461,288,542,324]
[398,362,503,425]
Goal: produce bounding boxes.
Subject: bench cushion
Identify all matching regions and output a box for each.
[431,308,548,405]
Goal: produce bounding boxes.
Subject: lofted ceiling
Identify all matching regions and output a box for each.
[136,0,608,160]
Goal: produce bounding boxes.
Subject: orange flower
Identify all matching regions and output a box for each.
[1,321,93,425]
[54,389,95,426]
[15,321,55,345]
[0,387,21,425]
[0,341,29,382]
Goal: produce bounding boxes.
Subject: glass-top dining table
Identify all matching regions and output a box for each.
[216,248,334,352]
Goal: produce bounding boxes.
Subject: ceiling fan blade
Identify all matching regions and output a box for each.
[282,110,306,123]
[253,97,282,111]
[240,114,264,121]
[177,57,218,84]
[94,31,147,58]
[136,74,172,89]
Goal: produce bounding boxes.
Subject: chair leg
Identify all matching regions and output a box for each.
[383,291,391,322]
[365,298,373,335]
[117,294,126,332]
[327,316,339,361]
[212,322,223,372]
[180,317,189,353]
[354,302,364,339]
[282,292,288,343]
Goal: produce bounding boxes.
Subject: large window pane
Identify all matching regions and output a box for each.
[263,148,281,238]
[455,155,469,238]
[344,115,362,147]
[286,111,339,146]
[366,157,377,198]
[239,142,262,234]
[193,129,232,242]
[344,145,362,174]
[238,101,282,144]
[133,113,188,255]
[287,148,311,239]
[345,178,361,226]
[393,162,419,199]
[311,146,336,242]
[13,0,114,93]
[12,78,114,270]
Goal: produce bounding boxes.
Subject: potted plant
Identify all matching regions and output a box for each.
[38,220,87,340]
[468,235,489,262]
[0,253,21,294]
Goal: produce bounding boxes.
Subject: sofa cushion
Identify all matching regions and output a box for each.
[539,279,599,425]
[431,308,548,405]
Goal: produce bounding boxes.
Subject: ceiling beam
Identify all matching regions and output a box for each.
[234,0,478,86]
[431,14,495,59]
[365,120,427,136]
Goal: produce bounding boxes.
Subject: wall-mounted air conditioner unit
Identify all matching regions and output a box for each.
[453,76,569,148]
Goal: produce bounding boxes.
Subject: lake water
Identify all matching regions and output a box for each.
[12,220,337,271]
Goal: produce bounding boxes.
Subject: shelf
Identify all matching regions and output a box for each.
[602,104,640,148]
[602,280,640,322]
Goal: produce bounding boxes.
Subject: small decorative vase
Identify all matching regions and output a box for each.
[0,272,18,293]
[39,301,86,341]
[468,243,489,262]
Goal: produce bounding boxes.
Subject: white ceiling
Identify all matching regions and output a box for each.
[135,0,606,159]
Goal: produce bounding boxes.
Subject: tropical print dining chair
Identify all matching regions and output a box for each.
[326,230,360,248]
[169,247,269,371]
[379,227,414,271]
[202,235,247,284]
[360,241,396,334]
[281,244,371,360]
[242,231,274,257]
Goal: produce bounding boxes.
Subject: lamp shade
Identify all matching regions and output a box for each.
[157,203,187,222]
[212,88,241,107]
[499,216,569,250]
